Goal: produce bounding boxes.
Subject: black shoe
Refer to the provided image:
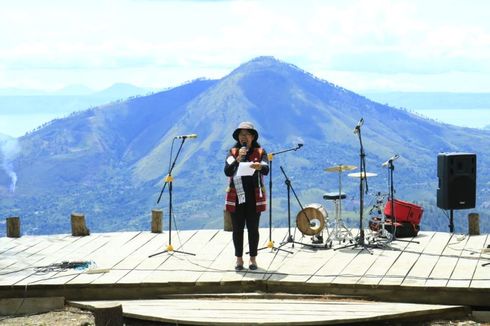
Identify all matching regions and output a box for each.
[249,264,257,270]
[235,264,244,271]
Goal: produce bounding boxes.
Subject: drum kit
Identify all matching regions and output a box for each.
[288,119,417,250]
[295,163,379,248]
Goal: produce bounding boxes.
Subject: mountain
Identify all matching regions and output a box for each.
[92,83,157,98]
[1,57,489,236]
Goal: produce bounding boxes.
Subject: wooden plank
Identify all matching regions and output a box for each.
[447,234,488,288]
[307,238,362,284]
[91,232,158,285]
[194,230,237,283]
[66,232,141,285]
[425,233,469,287]
[324,230,412,287]
[70,298,467,325]
[32,233,112,285]
[243,227,297,282]
[28,233,131,286]
[116,232,180,284]
[1,229,489,309]
[355,236,411,286]
[334,246,384,284]
[136,230,216,284]
[379,232,434,286]
[12,235,87,286]
[0,235,50,255]
[0,235,77,286]
[401,232,452,287]
[470,234,490,288]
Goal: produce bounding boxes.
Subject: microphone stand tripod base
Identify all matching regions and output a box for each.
[334,232,373,255]
[148,244,196,258]
[279,235,323,250]
[267,241,274,249]
[255,240,293,254]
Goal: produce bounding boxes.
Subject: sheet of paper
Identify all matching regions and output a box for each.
[236,162,255,176]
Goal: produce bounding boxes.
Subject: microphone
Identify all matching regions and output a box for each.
[382,154,400,167]
[240,142,247,162]
[174,134,197,139]
[297,143,304,148]
[353,118,364,134]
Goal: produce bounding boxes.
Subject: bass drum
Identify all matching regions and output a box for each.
[296,203,328,236]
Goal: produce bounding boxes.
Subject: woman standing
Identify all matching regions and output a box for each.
[224,122,269,271]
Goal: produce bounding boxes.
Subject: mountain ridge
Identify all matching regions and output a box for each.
[1,57,489,235]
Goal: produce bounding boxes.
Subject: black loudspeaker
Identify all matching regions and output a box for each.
[437,153,476,210]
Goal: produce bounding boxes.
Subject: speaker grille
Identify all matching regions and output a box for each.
[437,153,476,210]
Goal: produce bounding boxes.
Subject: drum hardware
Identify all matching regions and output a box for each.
[296,204,329,246]
[323,164,356,247]
[256,145,303,255]
[324,192,353,248]
[278,166,322,249]
[335,118,374,254]
[324,164,357,173]
[372,155,419,248]
[367,192,394,245]
[347,172,378,178]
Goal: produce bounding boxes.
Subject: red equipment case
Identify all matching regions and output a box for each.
[384,199,423,224]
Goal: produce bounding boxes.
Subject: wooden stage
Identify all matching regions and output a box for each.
[1,228,489,324]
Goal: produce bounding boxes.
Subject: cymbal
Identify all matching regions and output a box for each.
[324,164,357,172]
[348,172,378,178]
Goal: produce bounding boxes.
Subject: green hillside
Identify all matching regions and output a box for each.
[1,57,489,235]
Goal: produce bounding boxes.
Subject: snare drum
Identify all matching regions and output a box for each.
[296,203,328,236]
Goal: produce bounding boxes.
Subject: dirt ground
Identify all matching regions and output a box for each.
[0,306,94,326]
[0,306,488,326]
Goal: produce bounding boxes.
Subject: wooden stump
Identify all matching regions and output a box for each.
[151,209,163,233]
[468,213,480,235]
[224,210,233,232]
[94,303,123,326]
[6,217,20,238]
[71,213,90,236]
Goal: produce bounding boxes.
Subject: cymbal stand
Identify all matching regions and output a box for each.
[149,137,195,258]
[335,118,373,254]
[257,145,303,255]
[278,166,318,249]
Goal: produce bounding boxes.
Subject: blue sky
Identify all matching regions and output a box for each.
[1,0,490,93]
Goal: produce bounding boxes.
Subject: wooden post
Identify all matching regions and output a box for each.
[6,217,20,238]
[224,210,233,232]
[71,213,90,236]
[468,213,480,235]
[94,303,123,326]
[151,209,163,233]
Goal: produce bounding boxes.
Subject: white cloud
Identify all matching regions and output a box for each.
[1,0,490,91]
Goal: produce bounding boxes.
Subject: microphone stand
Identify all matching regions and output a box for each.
[384,159,419,245]
[256,145,303,254]
[335,120,372,254]
[278,166,318,249]
[149,137,195,258]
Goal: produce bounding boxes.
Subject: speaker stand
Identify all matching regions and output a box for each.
[449,209,454,233]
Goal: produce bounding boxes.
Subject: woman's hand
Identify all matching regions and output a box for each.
[250,162,262,170]
[236,147,247,162]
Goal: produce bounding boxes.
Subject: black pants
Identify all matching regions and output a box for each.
[231,201,260,257]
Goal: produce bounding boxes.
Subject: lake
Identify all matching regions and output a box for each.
[408,108,490,130]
